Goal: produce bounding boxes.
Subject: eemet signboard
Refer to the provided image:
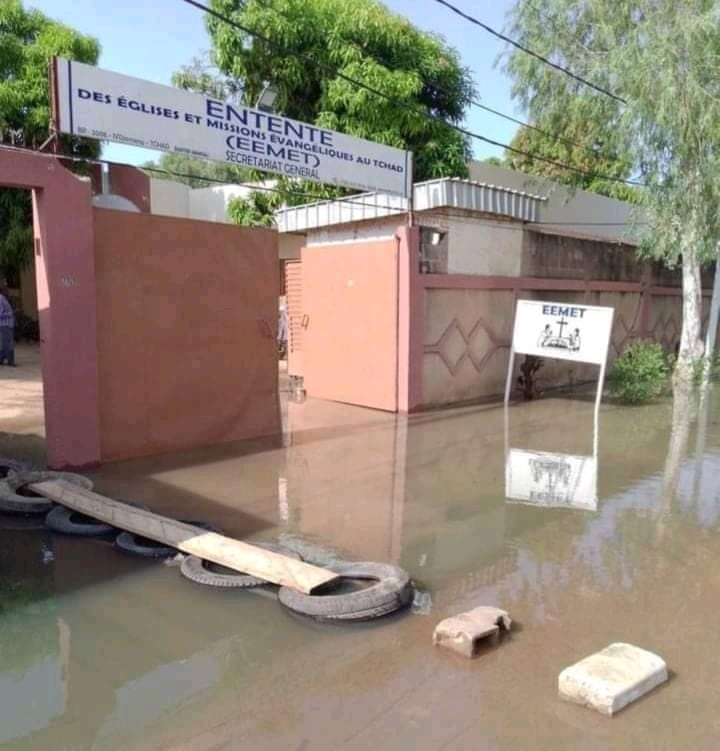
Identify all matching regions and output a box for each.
[511,300,614,366]
[504,299,614,474]
[52,58,413,197]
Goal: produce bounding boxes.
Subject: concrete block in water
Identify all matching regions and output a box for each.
[433,606,512,658]
[558,643,668,716]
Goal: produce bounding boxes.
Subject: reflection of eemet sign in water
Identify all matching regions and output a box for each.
[505,449,598,511]
[52,58,412,197]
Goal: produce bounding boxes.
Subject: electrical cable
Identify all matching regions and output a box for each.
[245,0,617,164]
[179,0,643,188]
[430,0,626,104]
[4,144,645,236]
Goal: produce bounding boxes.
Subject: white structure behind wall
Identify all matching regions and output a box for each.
[149,178,304,261]
[149,178,189,219]
[468,162,639,244]
[289,209,525,278]
[445,218,523,276]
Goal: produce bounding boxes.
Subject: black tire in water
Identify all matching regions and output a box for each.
[180,542,302,588]
[277,562,413,621]
[115,520,220,559]
[45,505,116,536]
[0,458,29,479]
[44,499,147,537]
[0,471,92,515]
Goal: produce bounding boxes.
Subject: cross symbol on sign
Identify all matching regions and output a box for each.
[556,316,569,338]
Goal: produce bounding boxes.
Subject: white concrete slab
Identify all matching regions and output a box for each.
[558,643,668,715]
[433,606,512,658]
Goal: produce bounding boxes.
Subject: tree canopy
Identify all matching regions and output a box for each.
[503,0,720,378]
[0,0,100,283]
[207,0,474,182]
[503,121,639,203]
[191,0,475,224]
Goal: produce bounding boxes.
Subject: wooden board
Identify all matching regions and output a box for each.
[32,480,340,595]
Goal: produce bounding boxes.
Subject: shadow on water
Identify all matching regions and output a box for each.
[4,385,720,749]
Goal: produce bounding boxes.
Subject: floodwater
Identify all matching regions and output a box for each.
[3,377,720,750]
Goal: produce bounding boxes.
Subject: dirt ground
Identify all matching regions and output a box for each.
[0,343,46,466]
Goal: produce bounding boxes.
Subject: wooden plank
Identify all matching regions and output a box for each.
[32,480,340,594]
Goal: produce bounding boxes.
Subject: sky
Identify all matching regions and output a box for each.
[33,0,522,167]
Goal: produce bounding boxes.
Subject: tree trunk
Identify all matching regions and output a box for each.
[656,381,697,545]
[674,246,704,385]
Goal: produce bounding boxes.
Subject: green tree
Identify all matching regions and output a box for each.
[503,122,640,203]
[503,0,720,382]
[202,0,474,223]
[0,0,100,283]
[227,189,280,227]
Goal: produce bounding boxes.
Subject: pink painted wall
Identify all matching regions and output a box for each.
[93,209,280,461]
[302,239,399,411]
[1,148,101,469]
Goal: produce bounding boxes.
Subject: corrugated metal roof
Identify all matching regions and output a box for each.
[275,177,546,233]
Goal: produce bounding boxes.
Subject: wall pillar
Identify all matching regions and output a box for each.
[396,225,423,412]
[33,162,101,469]
[1,148,101,469]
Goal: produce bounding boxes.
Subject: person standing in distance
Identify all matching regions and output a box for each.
[0,283,16,366]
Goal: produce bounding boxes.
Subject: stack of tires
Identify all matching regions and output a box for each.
[180,549,413,622]
[0,465,414,623]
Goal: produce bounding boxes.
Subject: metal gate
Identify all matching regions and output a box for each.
[286,260,305,379]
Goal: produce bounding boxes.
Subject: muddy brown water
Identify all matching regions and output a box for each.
[2,387,720,750]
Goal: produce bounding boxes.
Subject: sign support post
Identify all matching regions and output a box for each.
[503,299,614,510]
[593,360,608,459]
[503,346,516,409]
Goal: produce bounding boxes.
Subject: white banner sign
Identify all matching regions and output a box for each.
[511,300,614,365]
[506,449,597,510]
[53,58,413,197]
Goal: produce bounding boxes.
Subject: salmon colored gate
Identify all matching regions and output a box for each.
[301,239,400,412]
[0,147,281,469]
[93,210,281,462]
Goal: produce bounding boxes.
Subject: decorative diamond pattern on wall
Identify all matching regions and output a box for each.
[426,317,509,376]
[609,298,643,356]
[651,314,680,350]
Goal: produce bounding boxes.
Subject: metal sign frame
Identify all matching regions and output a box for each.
[504,299,614,459]
[51,57,413,198]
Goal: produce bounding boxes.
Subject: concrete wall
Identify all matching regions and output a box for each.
[304,210,524,277]
[301,238,399,411]
[93,209,280,461]
[150,178,189,219]
[423,287,515,406]
[416,280,693,408]
[468,161,641,245]
[1,148,101,468]
[447,218,523,276]
[19,264,38,320]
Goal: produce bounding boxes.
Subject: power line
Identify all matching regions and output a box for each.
[0,142,409,214]
[180,0,642,189]
[4,145,644,236]
[140,163,409,213]
[430,0,627,104]
[139,162,646,227]
[246,0,623,168]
